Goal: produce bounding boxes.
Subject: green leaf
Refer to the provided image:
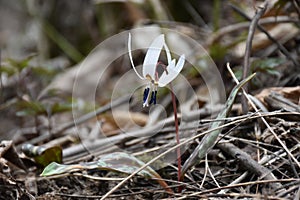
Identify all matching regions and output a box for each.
[41,152,170,191]
[95,152,155,177]
[16,109,38,117]
[41,162,71,176]
[31,66,57,76]
[232,68,243,80]
[7,53,36,71]
[42,152,155,177]
[0,65,17,76]
[34,146,62,167]
[209,43,228,60]
[181,73,256,177]
[16,100,47,116]
[251,58,285,73]
[265,68,281,76]
[22,144,62,167]
[16,99,73,117]
[51,102,73,114]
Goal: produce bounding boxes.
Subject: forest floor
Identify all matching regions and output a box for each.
[0,1,300,199]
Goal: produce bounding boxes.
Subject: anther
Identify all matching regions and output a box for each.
[149,90,157,105]
[143,87,150,103]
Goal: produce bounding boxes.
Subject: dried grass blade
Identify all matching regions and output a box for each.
[181,73,256,178]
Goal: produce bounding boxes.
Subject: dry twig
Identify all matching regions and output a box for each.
[227,63,300,169]
[241,3,268,114]
[217,141,282,190]
[230,3,300,67]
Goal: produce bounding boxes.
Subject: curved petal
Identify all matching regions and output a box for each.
[158,54,185,87]
[157,59,177,87]
[143,34,165,79]
[128,33,144,80]
[175,54,185,73]
[163,42,172,65]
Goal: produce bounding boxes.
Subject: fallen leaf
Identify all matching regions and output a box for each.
[41,152,172,193]
[255,86,300,107]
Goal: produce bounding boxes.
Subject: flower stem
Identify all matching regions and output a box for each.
[169,83,182,192]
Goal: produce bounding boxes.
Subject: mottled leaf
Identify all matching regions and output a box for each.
[42,152,154,177]
[41,152,171,192]
[181,73,256,178]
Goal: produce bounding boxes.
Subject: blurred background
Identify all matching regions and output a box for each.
[0,0,299,139]
[1,0,221,60]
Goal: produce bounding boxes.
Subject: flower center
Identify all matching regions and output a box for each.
[142,62,169,107]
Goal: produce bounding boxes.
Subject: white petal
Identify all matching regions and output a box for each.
[158,54,185,87]
[157,59,177,87]
[128,33,144,80]
[163,42,172,65]
[175,54,185,73]
[143,34,165,79]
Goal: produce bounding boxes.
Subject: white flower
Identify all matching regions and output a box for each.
[128,33,185,107]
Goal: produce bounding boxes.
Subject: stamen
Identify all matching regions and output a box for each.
[143,86,151,107]
[149,91,154,105]
[143,87,150,103]
[153,90,157,104]
[149,90,157,105]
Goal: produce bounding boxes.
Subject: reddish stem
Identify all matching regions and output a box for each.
[169,83,182,192]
